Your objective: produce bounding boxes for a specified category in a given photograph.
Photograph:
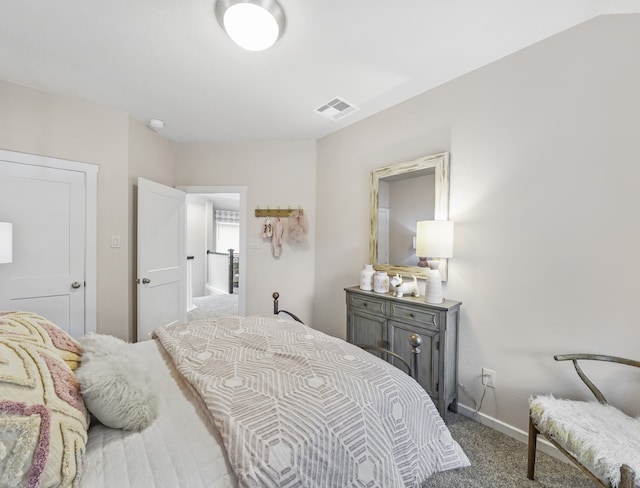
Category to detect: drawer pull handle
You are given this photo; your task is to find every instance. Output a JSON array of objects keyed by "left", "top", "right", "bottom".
[
  {"left": 409, "top": 313, "right": 415, "bottom": 318},
  {"left": 363, "top": 303, "right": 368, "bottom": 307}
]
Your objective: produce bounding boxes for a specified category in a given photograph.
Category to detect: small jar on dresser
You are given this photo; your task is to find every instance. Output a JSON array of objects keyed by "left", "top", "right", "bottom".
[{"left": 345, "top": 286, "right": 461, "bottom": 423}]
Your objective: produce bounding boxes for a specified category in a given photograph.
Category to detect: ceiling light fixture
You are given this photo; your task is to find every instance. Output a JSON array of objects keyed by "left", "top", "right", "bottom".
[{"left": 215, "top": 0, "right": 286, "bottom": 51}]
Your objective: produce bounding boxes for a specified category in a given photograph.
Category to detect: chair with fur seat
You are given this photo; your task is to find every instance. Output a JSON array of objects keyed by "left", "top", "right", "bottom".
[{"left": 527, "top": 354, "right": 640, "bottom": 488}]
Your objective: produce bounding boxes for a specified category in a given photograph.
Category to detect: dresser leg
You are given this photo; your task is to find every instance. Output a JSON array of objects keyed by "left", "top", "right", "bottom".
[{"left": 449, "top": 398, "right": 458, "bottom": 413}]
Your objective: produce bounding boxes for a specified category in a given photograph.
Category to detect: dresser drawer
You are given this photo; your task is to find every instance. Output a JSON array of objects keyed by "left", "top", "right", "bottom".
[
  {"left": 348, "top": 294, "right": 386, "bottom": 315},
  {"left": 390, "top": 303, "right": 439, "bottom": 329}
]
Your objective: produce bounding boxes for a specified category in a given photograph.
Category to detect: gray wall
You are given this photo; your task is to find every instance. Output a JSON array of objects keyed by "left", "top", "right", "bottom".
[
  {"left": 313, "top": 14, "right": 640, "bottom": 432},
  {"left": 175, "top": 141, "right": 317, "bottom": 323},
  {"left": 0, "top": 79, "right": 130, "bottom": 339}
]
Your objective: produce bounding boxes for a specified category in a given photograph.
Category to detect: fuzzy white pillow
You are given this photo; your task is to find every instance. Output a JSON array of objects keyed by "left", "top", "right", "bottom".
[
  {"left": 79, "top": 333, "right": 132, "bottom": 357},
  {"left": 76, "top": 335, "right": 158, "bottom": 431}
]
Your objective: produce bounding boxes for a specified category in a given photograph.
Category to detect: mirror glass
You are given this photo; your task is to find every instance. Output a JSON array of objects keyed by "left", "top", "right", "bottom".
[{"left": 369, "top": 152, "right": 450, "bottom": 281}]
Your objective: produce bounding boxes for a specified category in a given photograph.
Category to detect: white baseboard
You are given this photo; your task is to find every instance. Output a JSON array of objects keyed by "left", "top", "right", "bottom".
[
  {"left": 456, "top": 403, "right": 570, "bottom": 464},
  {"left": 205, "top": 284, "right": 227, "bottom": 295}
]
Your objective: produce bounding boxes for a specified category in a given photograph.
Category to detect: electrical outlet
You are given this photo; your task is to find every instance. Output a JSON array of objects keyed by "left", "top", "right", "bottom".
[{"left": 482, "top": 368, "right": 496, "bottom": 388}]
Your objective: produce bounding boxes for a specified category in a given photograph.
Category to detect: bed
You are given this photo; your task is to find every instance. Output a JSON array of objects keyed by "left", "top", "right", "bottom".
[{"left": 0, "top": 305, "right": 469, "bottom": 488}]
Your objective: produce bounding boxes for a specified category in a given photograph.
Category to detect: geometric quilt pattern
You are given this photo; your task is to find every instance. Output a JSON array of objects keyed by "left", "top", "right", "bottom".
[
  {"left": 156, "top": 315, "right": 469, "bottom": 487},
  {"left": 0, "top": 311, "right": 87, "bottom": 488}
]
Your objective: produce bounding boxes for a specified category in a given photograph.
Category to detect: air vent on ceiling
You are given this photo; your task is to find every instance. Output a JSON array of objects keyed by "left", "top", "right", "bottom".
[{"left": 314, "top": 97, "right": 359, "bottom": 121}]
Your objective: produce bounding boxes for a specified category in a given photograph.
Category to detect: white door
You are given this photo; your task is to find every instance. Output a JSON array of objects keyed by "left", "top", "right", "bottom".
[
  {"left": 0, "top": 161, "right": 86, "bottom": 336},
  {"left": 137, "top": 178, "right": 186, "bottom": 341}
]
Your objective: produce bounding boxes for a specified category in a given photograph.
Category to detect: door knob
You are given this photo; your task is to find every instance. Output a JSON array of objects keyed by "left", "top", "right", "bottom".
[
  {"left": 142, "top": 278, "right": 151, "bottom": 284},
  {"left": 71, "top": 282, "right": 81, "bottom": 289}
]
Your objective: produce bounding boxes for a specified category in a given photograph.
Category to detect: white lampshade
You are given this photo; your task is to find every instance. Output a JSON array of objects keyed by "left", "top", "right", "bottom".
[
  {"left": 416, "top": 220, "right": 454, "bottom": 259},
  {"left": 216, "top": 0, "right": 286, "bottom": 51},
  {"left": 0, "top": 222, "right": 13, "bottom": 264},
  {"left": 416, "top": 220, "right": 453, "bottom": 304}
]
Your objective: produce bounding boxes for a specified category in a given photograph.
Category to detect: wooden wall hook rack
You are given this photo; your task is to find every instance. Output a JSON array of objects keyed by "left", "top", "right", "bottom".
[{"left": 255, "top": 207, "right": 303, "bottom": 218}]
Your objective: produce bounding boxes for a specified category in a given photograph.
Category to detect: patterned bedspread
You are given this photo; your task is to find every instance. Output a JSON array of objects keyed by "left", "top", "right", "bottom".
[{"left": 155, "top": 315, "right": 469, "bottom": 487}]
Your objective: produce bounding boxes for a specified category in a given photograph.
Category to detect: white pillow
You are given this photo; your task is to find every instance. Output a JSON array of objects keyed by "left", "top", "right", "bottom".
[
  {"left": 79, "top": 333, "right": 131, "bottom": 358},
  {"left": 76, "top": 336, "right": 158, "bottom": 431}
]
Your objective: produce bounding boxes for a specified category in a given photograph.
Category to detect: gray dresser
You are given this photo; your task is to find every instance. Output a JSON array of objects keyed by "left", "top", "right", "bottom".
[{"left": 345, "top": 286, "right": 461, "bottom": 422}]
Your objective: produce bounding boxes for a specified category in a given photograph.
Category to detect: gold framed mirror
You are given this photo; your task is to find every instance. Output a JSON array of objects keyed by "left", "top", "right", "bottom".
[{"left": 369, "top": 152, "right": 450, "bottom": 281}]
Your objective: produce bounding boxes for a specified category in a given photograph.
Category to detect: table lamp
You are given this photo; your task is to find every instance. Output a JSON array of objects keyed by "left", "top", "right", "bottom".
[
  {"left": 0, "top": 222, "right": 12, "bottom": 264},
  {"left": 416, "top": 220, "right": 453, "bottom": 304}
]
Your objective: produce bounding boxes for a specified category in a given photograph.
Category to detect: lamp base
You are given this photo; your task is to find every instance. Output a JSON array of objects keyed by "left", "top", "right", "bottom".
[
  {"left": 417, "top": 257, "right": 428, "bottom": 268},
  {"left": 424, "top": 261, "right": 443, "bottom": 304}
]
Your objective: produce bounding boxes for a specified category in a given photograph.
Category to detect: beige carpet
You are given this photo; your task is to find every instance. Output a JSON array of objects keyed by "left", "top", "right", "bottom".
[
  {"left": 422, "top": 412, "right": 598, "bottom": 488},
  {"left": 187, "top": 294, "right": 238, "bottom": 321}
]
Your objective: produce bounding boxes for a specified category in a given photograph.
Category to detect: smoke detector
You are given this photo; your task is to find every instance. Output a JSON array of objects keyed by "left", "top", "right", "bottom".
[
  {"left": 148, "top": 118, "right": 165, "bottom": 130},
  {"left": 314, "top": 97, "right": 359, "bottom": 121}
]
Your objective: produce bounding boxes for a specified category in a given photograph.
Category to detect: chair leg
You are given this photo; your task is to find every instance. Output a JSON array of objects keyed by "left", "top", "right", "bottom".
[
  {"left": 620, "top": 465, "right": 635, "bottom": 488},
  {"left": 527, "top": 415, "right": 538, "bottom": 480}
]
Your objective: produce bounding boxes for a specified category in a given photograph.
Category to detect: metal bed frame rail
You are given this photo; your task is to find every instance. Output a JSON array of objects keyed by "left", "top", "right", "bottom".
[{"left": 271, "top": 291, "right": 422, "bottom": 380}]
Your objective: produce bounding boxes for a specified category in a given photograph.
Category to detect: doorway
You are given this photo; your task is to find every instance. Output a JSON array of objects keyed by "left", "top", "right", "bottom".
[{"left": 181, "top": 186, "right": 246, "bottom": 321}]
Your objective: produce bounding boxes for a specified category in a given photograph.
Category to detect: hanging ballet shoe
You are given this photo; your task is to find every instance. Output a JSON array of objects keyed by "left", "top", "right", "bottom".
[
  {"left": 265, "top": 217, "right": 273, "bottom": 237},
  {"left": 263, "top": 217, "right": 271, "bottom": 238}
]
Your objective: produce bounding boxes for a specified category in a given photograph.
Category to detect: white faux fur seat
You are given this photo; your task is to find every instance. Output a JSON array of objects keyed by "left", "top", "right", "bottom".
[
  {"left": 527, "top": 353, "right": 640, "bottom": 488},
  {"left": 529, "top": 396, "right": 640, "bottom": 487}
]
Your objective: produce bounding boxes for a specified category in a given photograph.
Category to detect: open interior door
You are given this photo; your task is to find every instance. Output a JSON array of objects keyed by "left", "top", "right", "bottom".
[{"left": 137, "top": 178, "right": 186, "bottom": 341}]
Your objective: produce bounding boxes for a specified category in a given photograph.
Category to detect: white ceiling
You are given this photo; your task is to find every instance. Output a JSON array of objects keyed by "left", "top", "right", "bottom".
[{"left": 1, "top": 0, "right": 638, "bottom": 143}]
